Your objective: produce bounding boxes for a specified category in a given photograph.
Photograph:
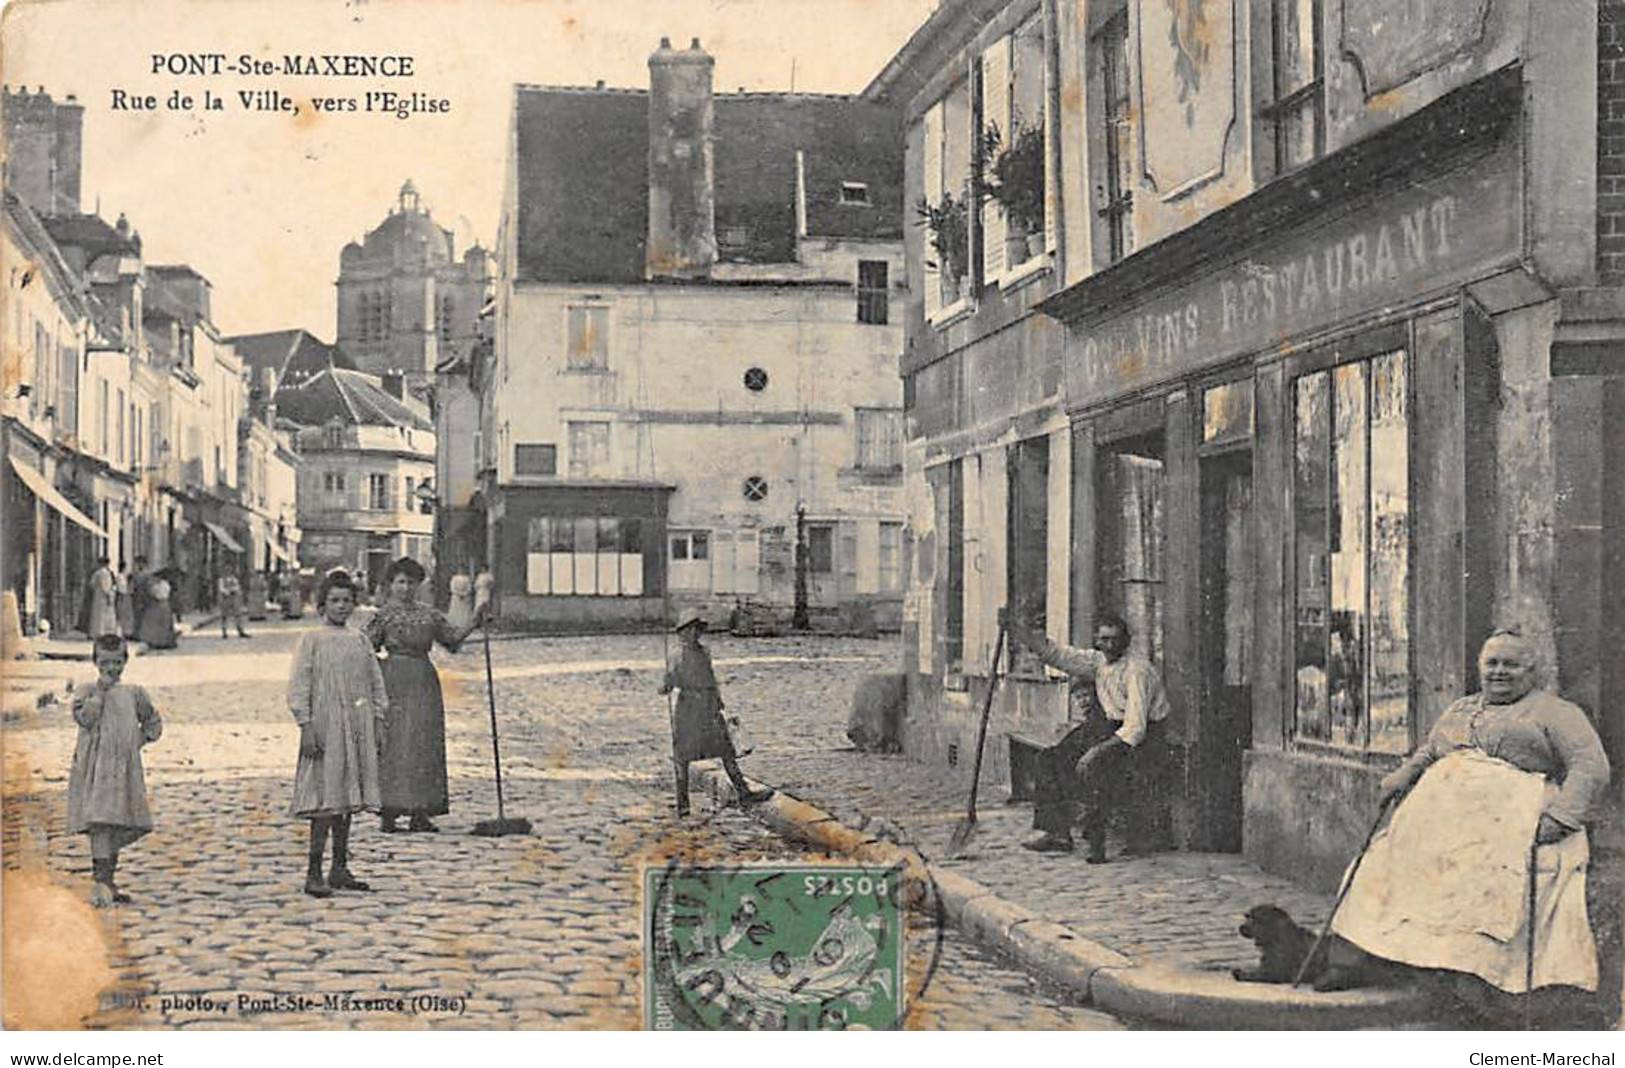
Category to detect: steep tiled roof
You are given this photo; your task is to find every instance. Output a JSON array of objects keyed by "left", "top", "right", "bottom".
[
  {"left": 513, "top": 85, "right": 902, "bottom": 283},
  {"left": 273, "top": 367, "right": 432, "bottom": 431},
  {"left": 39, "top": 213, "right": 138, "bottom": 260},
  {"left": 224, "top": 328, "right": 355, "bottom": 387}
]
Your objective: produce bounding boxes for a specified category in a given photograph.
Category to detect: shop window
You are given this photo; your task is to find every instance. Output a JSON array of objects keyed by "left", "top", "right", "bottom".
[
  {"left": 805, "top": 524, "right": 834, "bottom": 575},
  {"left": 566, "top": 305, "right": 609, "bottom": 371},
  {"left": 1265, "top": 0, "right": 1324, "bottom": 174},
  {"left": 1095, "top": 8, "right": 1135, "bottom": 265},
  {"left": 854, "top": 408, "right": 902, "bottom": 470},
  {"left": 1007, "top": 436, "right": 1050, "bottom": 673},
  {"left": 879, "top": 521, "right": 903, "bottom": 594},
  {"left": 526, "top": 515, "right": 644, "bottom": 597},
  {"left": 1293, "top": 349, "right": 1409, "bottom": 752},
  {"left": 1098, "top": 434, "right": 1165, "bottom": 664},
  {"left": 567, "top": 421, "right": 610, "bottom": 477},
  {"left": 514, "top": 443, "right": 557, "bottom": 477},
  {"left": 856, "top": 261, "right": 889, "bottom": 325},
  {"left": 1203, "top": 379, "right": 1256, "bottom": 446}
]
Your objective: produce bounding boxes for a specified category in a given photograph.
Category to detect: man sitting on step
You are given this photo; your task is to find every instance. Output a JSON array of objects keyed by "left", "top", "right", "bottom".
[{"left": 1003, "top": 608, "right": 1171, "bottom": 862}]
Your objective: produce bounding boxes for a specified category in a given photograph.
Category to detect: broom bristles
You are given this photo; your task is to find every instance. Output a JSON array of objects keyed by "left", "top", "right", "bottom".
[{"left": 471, "top": 817, "right": 533, "bottom": 837}]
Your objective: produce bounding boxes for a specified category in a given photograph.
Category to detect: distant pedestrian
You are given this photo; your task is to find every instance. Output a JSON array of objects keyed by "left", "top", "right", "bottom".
[
  {"left": 80, "top": 557, "right": 118, "bottom": 640},
  {"left": 218, "top": 572, "right": 249, "bottom": 639},
  {"left": 365, "top": 557, "right": 485, "bottom": 834},
  {"left": 129, "top": 557, "right": 153, "bottom": 636},
  {"left": 114, "top": 566, "right": 136, "bottom": 638},
  {"left": 287, "top": 569, "right": 388, "bottom": 898},
  {"left": 660, "top": 608, "right": 773, "bottom": 817},
  {"left": 137, "top": 577, "right": 177, "bottom": 650},
  {"left": 67, "top": 633, "right": 163, "bottom": 907}
]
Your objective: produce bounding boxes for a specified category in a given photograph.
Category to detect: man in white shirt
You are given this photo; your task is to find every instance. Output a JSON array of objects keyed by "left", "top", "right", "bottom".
[{"left": 1004, "top": 609, "right": 1171, "bottom": 862}]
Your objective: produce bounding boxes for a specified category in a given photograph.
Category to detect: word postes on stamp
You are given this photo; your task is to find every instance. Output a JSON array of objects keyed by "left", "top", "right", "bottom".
[{"left": 644, "top": 862, "right": 907, "bottom": 1030}]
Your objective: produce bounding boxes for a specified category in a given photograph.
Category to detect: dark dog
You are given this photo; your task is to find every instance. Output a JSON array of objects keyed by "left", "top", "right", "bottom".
[{"left": 1232, "top": 904, "right": 1401, "bottom": 992}]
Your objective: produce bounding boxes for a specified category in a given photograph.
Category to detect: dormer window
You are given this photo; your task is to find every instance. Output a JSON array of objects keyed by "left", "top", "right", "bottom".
[{"left": 840, "top": 182, "right": 870, "bottom": 206}]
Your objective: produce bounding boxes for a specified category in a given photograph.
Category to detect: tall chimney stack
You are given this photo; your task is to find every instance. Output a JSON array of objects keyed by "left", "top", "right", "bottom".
[{"left": 646, "top": 36, "right": 716, "bottom": 279}]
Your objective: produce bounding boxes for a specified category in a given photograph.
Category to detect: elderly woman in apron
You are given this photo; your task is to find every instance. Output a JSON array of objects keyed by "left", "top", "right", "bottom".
[{"left": 1331, "top": 629, "right": 1610, "bottom": 1013}]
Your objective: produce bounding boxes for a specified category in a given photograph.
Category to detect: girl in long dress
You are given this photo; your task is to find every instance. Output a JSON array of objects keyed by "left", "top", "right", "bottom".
[
  {"left": 67, "top": 634, "right": 163, "bottom": 907},
  {"left": 288, "top": 569, "right": 388, "bottom": 897},
  {"left": 660, "top": 608, "right": 773, "bottom": 817},
  {"left": 364, "top": 557, "right": 484, "bottom": 833}
]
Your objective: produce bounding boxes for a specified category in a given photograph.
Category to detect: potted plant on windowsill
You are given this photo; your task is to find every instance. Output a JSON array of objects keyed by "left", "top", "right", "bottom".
[
  {"left": 985, "top": 120, "right": 1046, "bottom": 266},
  {"left": 915, "top": 191, "right": 970, "bottom": 306}
]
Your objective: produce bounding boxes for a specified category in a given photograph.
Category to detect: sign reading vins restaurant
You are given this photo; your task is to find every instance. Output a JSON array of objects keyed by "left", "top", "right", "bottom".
[{"left": 1068, "top": 140, "right": 1523, "bottom": 399}]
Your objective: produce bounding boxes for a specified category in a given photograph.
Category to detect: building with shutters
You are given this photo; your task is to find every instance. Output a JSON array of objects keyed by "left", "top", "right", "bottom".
[
  {"left": 481, "top": 38, "right": 907, "bottom": 631},
  {"left": 882, "top": 0, "right": 1624, "bottom": 908}
]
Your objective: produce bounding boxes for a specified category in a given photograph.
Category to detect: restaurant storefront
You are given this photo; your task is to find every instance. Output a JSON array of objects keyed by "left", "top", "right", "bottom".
[{"left": 1042, "top": 68, "right": 1554, "bottom": 887}]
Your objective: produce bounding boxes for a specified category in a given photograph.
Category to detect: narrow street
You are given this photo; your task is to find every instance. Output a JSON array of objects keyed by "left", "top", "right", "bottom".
[{"left": 2, "top": 619, "right": 1124, "bottom": 1030}]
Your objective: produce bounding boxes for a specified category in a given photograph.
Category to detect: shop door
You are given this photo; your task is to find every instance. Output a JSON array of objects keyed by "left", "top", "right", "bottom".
[{"left": 1199, "top": 450, "right": 1253, "bottom": 852}]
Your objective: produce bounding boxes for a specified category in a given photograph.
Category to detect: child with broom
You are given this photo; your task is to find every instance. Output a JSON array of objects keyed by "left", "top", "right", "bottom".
[
  {"left": 67, "top": 633, "right": 163, "bottom": 907},
  {"left": 660, "top": 608, "right": 773, "bottom": 816},
  {"left": 288, "top": 569, "right": 388, "bottom": 897}
]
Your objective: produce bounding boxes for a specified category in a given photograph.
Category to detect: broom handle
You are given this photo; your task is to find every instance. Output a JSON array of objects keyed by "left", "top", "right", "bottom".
[
  {"left": 482, "top": 622, "right": 507, "bottom": 821},
  {"left": 1292, "top": 791, "right": 1395, "bottom": 986},
  {"left": 963, "top": 622, "right": 1007, "bottom": 821}
]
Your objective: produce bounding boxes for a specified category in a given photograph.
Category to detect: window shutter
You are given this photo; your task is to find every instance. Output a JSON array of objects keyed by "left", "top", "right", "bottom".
[
  {"left": 1043, "top": 37, "right": 1058, "bottom": 254},
  {"left": 736, "top": 530, "right": 760, "bottom": 595},
  {"left": 713, "top": 530, "right": 735, "bottom": 595},
  {"left": 922, "top": 104, "right": 944, "bottom": 318},
  {"left": 981, "top": 37, "right": 1010, "bottom": 284}
]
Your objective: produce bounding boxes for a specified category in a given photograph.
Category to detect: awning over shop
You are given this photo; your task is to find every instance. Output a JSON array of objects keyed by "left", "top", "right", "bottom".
[
  {"left": 203, "top": 520, "right": 245, "bottom": 554},
  {"left": 8, "top": 456, "right": 106, "bottom": 538}
]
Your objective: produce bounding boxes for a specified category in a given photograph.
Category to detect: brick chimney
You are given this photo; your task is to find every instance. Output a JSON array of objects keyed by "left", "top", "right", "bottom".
[{"left": 646, "top": 37, "right": 716, "bottom": 279}]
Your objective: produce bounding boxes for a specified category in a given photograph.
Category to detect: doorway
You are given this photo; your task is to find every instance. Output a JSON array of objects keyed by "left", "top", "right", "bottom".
[{"left": 1199, "top": 449, "right": 1253, "bottom": 851}]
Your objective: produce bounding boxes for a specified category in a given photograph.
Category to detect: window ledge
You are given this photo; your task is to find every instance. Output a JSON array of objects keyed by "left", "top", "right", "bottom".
[
  {"left": 998, "top": 256, "right": 1052, "bottom": 292},
  {"left": 927, "top": 295, "right": 974, "bottom": 330}
]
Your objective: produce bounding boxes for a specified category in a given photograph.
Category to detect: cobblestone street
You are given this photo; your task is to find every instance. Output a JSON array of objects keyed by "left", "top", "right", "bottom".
[{"left": 2, "top": 621, "right": 1122, "bottom": 1030}]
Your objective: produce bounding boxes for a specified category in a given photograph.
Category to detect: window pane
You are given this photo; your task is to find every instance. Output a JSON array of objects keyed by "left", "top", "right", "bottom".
[
  {"left": 550, "top": 517, "right": 574, "bottom": 553},
  {"left": 575, "top": 517, "right": 599, "bottom": 555},
  {"left": 692, "top": 531, "right": 709, "bottom": 560},
  {"left": 1274, "top": 0, "right": 1316, "bottom": 95},
  {"left": 1203, "top": 379, "right": 1255, "bottom": 445},
  {"left": 598, "top": 517, "right": 620, "bottom": 552},
  {"left": 620, "top": 518, "right": 642, "bottom": 554},
  {"left": 1293, "top": 371, "right": 1330, "bottom": 742},
  {"left": 1368, "top": 351, "right": 1410, "bottom": 752},
  {"left": 808, "top": 526, "right": 833, "bottom": 573},
  {"left": 528, "top": 517, "right": 551, "bottom": 553},
  {"left": 1328, "top": 362, "right": 1368, "bottom": 748},
  {"left": 671, "top": 535, "right": 689, "bottom": 561}
]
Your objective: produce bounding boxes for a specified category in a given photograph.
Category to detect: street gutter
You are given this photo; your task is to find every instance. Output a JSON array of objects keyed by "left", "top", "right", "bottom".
[{"left": 690, "top": 763, "right": 1444, "bottom": 1030}]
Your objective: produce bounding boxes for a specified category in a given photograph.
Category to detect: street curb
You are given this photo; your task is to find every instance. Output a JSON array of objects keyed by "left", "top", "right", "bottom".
[{"left": 691, "top": 764, "right": 1441, "bottom": 1029}]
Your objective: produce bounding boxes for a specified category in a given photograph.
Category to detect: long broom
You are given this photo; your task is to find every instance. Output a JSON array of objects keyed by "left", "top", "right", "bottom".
[
  {"left": 472, "top": 620, "right": 532, "bottom": 836},
  {"left": 945, "top": 618, "right": 1008, "bottom": 858}
]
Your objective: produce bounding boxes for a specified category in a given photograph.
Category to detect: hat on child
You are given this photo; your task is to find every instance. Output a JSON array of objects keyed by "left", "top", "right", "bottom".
[{"left": 673, "top": 607, "right": 707, "bottom": 633}]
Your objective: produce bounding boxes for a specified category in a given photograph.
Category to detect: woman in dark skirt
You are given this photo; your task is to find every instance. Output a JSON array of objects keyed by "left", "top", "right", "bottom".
[
  {"left": 364, "top": 557, "right": 485, "bottom": 832},
  {"left": 659, "top": 608, "right": 773, "bottom": 817}
]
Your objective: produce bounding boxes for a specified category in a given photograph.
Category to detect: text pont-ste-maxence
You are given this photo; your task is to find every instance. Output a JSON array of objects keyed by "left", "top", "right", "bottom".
[{"left": 150, "top": 53, "right": 417, "bottom": 77}]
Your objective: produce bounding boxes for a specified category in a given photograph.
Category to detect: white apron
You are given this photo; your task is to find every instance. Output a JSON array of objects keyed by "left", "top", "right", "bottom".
[{"left": 1331, "top": 749, "right": 1597, "bottom": 993}]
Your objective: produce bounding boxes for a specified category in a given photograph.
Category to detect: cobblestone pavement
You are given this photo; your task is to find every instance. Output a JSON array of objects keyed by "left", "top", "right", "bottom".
[{"left": 2, "top": 620, "right": 1122, "bottom": 1030}]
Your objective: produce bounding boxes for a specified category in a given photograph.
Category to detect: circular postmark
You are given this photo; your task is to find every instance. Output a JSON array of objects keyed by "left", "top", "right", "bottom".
[{"left": 645, "top": 857, "right": 946, "bottom": 1030}]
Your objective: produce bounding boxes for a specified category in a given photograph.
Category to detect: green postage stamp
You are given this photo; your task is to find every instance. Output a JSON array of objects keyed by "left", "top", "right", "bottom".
[{"left": 644, "top": 862, "right": 907, "bottom": 1030}]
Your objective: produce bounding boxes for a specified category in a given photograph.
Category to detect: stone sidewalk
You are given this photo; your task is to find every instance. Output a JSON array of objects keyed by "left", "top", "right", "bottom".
[{"left": 739, "top": 746, "right": 1332, "bottom": 975}]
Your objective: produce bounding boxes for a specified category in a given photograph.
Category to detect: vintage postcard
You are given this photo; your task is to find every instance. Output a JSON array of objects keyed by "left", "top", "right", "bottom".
[{"left": 0, "top": 0, "right": 1620, "bottom": 1039}]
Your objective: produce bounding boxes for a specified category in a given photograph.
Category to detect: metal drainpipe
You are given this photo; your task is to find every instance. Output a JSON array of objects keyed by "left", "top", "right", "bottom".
[{"left": 793, "top": 501, "right": 809, "bottom": 631}]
